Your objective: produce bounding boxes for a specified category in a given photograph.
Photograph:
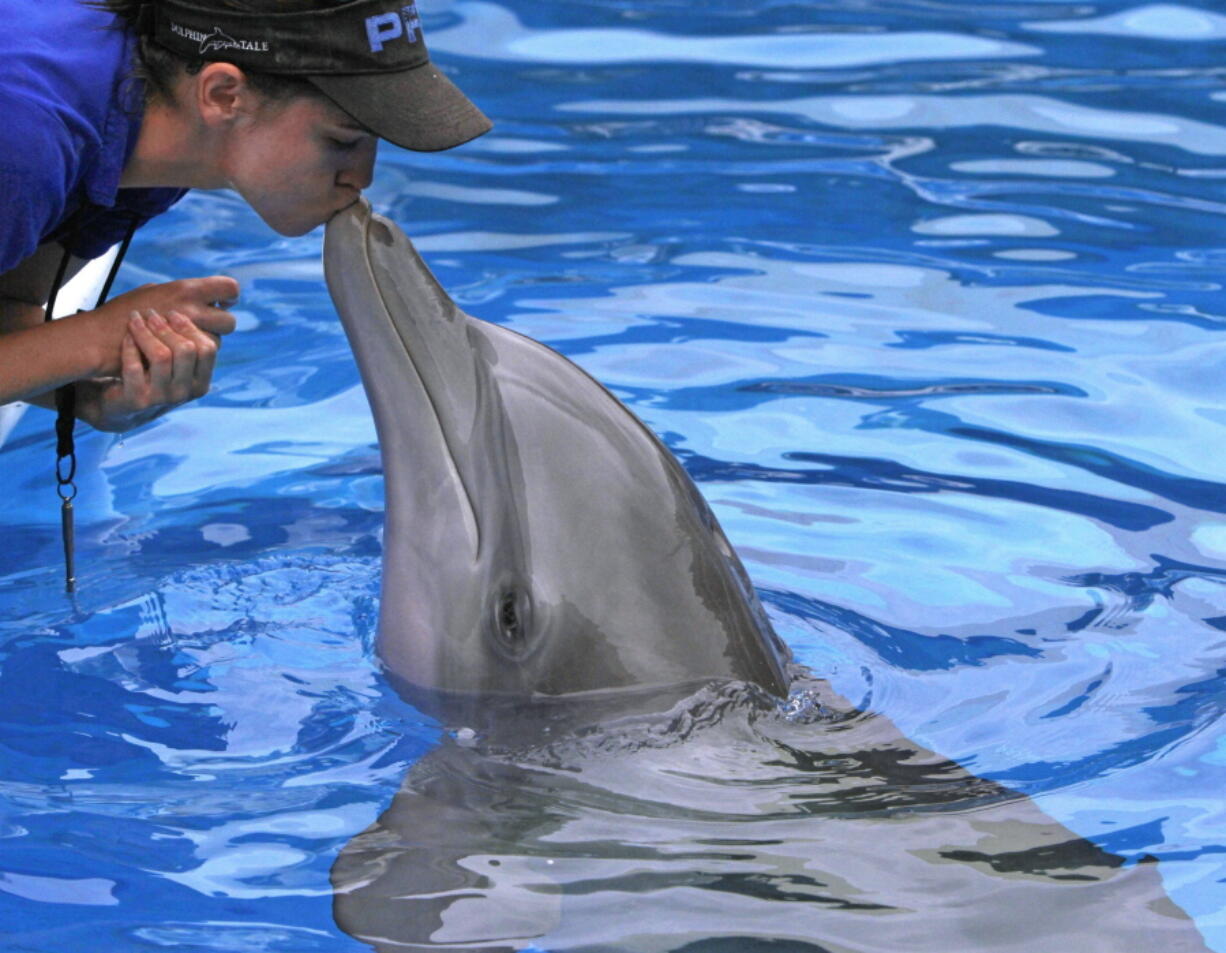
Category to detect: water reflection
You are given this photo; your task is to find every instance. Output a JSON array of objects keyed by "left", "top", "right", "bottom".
[
  {"left": 427, "top": 2, "right": 1041, "bottom": 68},
  {"left": 561, "top": 94, "right": 1226, "bottom": 156},
  {"left": 333, "top": 675, "right": 1208, "bottom": 952},
  {"left": 1025, "top": 5, "right": 1226, "bottom": 41}
]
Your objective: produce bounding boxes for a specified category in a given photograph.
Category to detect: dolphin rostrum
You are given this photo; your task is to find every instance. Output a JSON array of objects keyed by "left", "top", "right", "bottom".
[{"left": 324, "top": 199, "right": 790, "bottom": 722}]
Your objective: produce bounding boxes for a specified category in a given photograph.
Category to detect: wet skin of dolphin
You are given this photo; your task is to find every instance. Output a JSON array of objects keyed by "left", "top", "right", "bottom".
[
  {"left": 322, "top": 202, "right": 1208, "bottom": 952},
  {"left": 323, "top": 199, "right": 790, "bottom": 724}
]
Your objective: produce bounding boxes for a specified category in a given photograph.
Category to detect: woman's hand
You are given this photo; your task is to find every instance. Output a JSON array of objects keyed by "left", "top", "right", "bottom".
[
  {"left": 74, "top": 309, "right": 224, "bottom": 433},
  {"left": 0, "top": 275, "right": 239, "bottom": 406},
  {"left": 86, "top": 277, "right": 238, "bottom": 377}
]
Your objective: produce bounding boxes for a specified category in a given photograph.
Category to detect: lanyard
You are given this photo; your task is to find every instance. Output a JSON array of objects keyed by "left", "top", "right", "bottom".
[{"left": 43, "top": 219, "right": 139, "bottom": 593}]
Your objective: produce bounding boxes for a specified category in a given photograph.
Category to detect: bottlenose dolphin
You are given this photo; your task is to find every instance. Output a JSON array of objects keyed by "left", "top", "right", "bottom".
[
  {"left": 323, "top": 199, "right": 790, "bottom": 724},
  {"left": 322, "top": 202, "right": 1209, "bottom": 953}
]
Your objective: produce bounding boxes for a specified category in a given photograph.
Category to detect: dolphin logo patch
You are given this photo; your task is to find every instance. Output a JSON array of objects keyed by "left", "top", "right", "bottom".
[
  {"left": 167, "top": 22, "right": 271, "bottom": 55},
  {"left": 199, "top": 27, "right": 239, "bottom": 54}
]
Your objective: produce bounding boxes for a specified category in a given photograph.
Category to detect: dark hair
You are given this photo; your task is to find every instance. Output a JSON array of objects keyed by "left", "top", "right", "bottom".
[{"left": 87, "top": 0, "right": 328, "bottom": 105}]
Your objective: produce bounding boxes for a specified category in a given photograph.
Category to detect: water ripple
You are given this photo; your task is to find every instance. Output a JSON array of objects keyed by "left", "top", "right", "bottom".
[{"left": 3, "top": 0, "right": 1225, "bottom": 948}]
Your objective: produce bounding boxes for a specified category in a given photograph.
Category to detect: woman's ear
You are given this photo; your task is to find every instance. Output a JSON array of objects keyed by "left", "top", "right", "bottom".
[{"left": 195, "top": 62, "right": 253, "bottom": 127}]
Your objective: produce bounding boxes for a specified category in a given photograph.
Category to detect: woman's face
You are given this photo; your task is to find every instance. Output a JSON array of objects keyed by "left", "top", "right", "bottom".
[{"left": 220, "top": 92, "right": 378, "bottom": 236}]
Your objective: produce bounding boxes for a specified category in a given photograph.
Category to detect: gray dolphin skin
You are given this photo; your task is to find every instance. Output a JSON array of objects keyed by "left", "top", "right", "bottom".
[
  {"left": 323, "top": 202, "right": 1209, "bottom": 953},
  {"left": 324, "top": 199, "right": 790, "bottom": 720}
]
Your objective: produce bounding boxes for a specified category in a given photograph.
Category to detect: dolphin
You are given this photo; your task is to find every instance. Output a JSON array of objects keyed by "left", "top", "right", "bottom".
[
  {"left": 323, "top": 199, "right": 791, "bottom": 725},
  {"left": 322, "top": 202, "right": 1209, "bottom": 953}
]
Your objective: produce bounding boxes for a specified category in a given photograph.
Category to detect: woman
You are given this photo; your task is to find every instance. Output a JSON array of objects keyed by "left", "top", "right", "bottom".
[{"left": 0, "top": 0, "right": 489, "bottom": 431}]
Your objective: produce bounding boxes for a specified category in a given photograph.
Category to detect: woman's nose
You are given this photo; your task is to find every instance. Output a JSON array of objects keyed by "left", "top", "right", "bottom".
[{"left": 337, "top": 140, "right": 377, "bottom": 191}]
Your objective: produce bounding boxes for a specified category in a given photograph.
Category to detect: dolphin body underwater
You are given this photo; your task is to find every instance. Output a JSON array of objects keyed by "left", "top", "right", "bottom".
[{"left": 323, "top": 201, "right": 1210, "bottom": 953}]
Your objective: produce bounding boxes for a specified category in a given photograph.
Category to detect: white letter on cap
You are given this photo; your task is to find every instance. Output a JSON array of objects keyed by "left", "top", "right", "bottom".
[{"left": 366, "top": 12, "right": 403, "bottom": 52}]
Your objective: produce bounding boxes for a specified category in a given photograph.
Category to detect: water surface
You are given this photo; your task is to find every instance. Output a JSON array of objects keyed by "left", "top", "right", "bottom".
[{"left": 1, "top": 1, "right": 1224, "bottom": 950}]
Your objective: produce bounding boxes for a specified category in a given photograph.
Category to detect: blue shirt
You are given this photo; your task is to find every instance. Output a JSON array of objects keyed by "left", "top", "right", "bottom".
[{"left": 0, "top": 0, "right": 186, "bottom": 273}]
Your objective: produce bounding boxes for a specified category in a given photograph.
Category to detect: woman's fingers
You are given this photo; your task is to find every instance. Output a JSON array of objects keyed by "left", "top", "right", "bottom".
[
  {"left": 130, "top": 310, "right": 194, "bottom": 404},
  {"left": 103, "top": 309, "right": 226, "bottom": 427},
  {"left": 189, "top": 275, "right": 240, "bottom": 310},
  {"left": 166, "top": 311, "right": 220, "bottom": 397},
  {"left": 191, "top": 301, "right": 238, "bottom": 337},
  {"left": 129, "top": 310, "right": 173, "bottom": 396},
  {"left": 73, "top": 310, "right": 223, "bottom": 433},
  {"left": 153, "top": 311, "right": 199, "bottom": 402},
  {"left": 120, "top": 324, "right": 145, "bottom": 405},
  {"left": 107, "top": 277, "right": 240, "bottom": 345}
]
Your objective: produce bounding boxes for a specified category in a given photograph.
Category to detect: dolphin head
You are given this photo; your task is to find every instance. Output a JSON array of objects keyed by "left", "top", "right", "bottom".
[{"left": 324, "top": 200, "right": 789, "bottom": 719}]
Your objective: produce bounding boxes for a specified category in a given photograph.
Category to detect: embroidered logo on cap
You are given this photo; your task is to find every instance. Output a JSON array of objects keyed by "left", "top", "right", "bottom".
[
  {"left": 169, "top": 21, "right": 271, "bottom": 55},
  {"left": 365, "top": 4, "right": 422, "bottom": 53}
]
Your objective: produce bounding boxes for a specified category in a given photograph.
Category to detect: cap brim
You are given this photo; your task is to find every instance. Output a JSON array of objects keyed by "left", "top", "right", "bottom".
[{"left": 308, "top": 64, "right": 491, "bottom": 153}]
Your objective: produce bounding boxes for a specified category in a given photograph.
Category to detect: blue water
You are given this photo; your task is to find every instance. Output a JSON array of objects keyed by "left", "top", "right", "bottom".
[{"left": 3, "top": 0, "right": 1226, "bottom": 949}]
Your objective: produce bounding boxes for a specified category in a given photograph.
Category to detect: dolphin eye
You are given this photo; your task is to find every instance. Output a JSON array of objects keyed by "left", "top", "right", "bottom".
[
  {"left": 488, "top": 585, "right": 534, "bottom": 655},
  {"left": 494, "top": 590, "right": 527, "bottom": 646}
]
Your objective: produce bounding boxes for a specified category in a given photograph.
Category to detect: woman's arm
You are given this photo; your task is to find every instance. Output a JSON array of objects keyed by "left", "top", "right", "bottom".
[
  {"left": 0, "top": 242, "right": 91, "bottom": 406},
  {"left": 0, "top": 242, "right": 241, "bottom": 421}
]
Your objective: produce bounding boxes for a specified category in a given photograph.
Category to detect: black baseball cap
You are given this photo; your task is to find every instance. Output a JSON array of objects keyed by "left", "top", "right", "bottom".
[{"left": 140, "top": 0, "right": 492, "bottom": 152}]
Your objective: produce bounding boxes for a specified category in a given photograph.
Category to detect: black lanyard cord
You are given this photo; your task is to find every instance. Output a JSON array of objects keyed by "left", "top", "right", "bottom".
[
  {"left": 45, "top": 217, "right": 139, "bottom": 592},
  {"left": 95, "top": 222, "right": 138, "bottom": 308}
]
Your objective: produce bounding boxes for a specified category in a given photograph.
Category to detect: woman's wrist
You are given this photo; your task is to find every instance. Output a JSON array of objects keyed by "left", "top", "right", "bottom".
[
  {"left": 65, "top": 305, "right": 117, "bottom": 379},
  {"left": 0, "top": 315, "right": 113, "bottom": 404}
]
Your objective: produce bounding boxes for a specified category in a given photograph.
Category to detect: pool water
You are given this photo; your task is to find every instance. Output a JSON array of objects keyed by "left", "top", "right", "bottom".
[{"left": 3, "top": 0, "right": 1226, "bottom": 949}]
